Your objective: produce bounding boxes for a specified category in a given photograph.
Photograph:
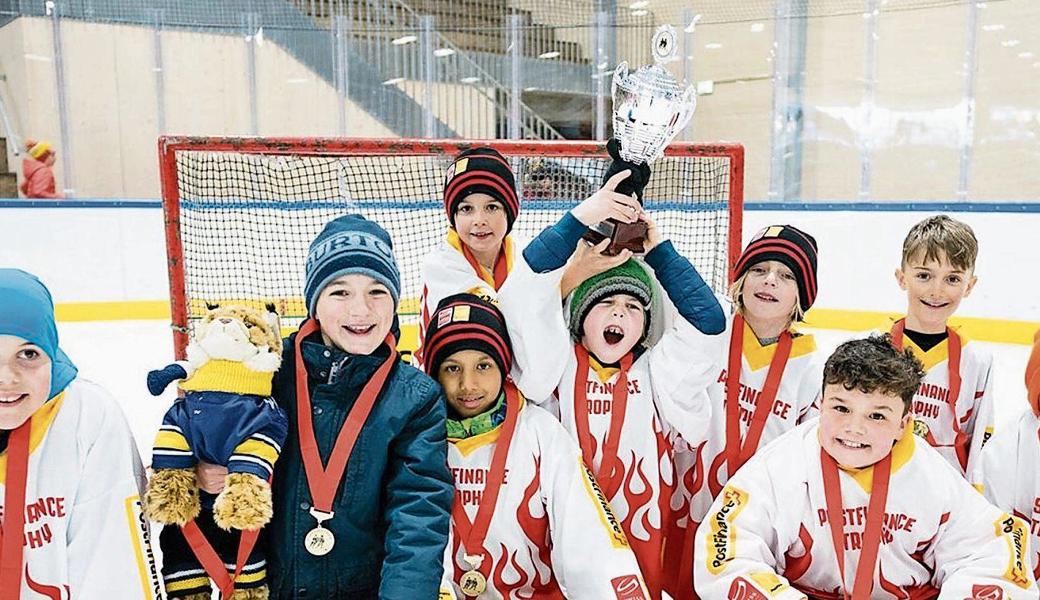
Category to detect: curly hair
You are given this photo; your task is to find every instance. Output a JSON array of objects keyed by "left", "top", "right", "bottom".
[{"left": 823, "top": 334, "right": 925, "bottom": 412}]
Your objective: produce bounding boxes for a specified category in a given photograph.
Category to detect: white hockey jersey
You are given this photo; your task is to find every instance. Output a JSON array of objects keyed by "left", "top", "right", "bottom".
[
  {"left": 441, "top": 401, "right": 651, "bottom": 600},
  {"left": 675, "top": 311, "right": 824, "bottom": 525},
  {"left": 983, "top": 407, "right": 1040, "bottom": 581},
  {"left": 695, "top": 420, "right": 1037, "bottom": 600},
  {"left": 419, "top": 231, "right": 527, "bottom": 362},
  {"left": 496, "top": 256, "right": 717, "bottom": 598},
  {"left": 892, "top": 324, "right": 995, "bottom": 486},
  {"left": 0, "top": 378, "right": 161, "bottom": 599}
]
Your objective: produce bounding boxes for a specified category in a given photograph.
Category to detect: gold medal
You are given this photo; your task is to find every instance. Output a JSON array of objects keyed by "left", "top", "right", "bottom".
[
  {"left": 304, "top": 507, "right": 335, "bottom": 556},
  {"left": 459, "top": 569, "right": 487, "bottom": 596}
]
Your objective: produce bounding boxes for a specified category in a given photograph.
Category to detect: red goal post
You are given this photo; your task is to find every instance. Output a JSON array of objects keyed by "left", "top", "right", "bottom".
[{"left": 159, "top": 137, "right": 744, "bottom": 359}]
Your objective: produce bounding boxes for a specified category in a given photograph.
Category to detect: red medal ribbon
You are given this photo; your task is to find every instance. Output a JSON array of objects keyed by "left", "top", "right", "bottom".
[
  {"left": 181, "top": 521, "right": 260, "bottom": 598},
  {"left": 890, "top": 319, "right": 967, "bottom": 470},
  {"left": 0, "top": 421, "right": 30, "bottom": 600},
  {"left": 724, "top": 315, "right": 794, "bottom": 479},
  {"left": 460, "top": 243, "right": 509, "bottom": 291},
  {"left": 450, "top": 381, "right": 522, "bottom": 597},
  {"left": 573, "top": 344, "right": 634, "bottom": 499},
  {"left": 821, "top": 448, "right": 892, "bottom": 600},
  {"left": 295, "top": 319, "right": 397, "bottom": 517}
]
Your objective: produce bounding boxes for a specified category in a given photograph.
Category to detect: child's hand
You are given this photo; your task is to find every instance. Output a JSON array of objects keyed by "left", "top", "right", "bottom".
[
  {"left": 641, "top": 212, "right": 664, "bottom": 253},
  {"left": 570, "top": 170, "right": 642, "bottom": 226},
  {"left": 196, "top": 462, "right": 228, "bottom": 494},
  {"left": 561, "top": 239, "right": 633, "bottom": 297}
]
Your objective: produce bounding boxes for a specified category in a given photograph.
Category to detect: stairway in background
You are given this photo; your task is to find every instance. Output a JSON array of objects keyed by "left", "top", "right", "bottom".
[{"left": 0, "top": 0, "right": 457, "bottom": 139}]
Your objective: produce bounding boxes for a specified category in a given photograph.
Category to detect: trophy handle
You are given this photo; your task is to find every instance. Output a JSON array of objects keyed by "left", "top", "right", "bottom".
[
  {"left": 675, "top": 84, "right": 697, "bottom": 133},
  {"left": 611, "top": 62, "right": 629, "bottom": 101}
]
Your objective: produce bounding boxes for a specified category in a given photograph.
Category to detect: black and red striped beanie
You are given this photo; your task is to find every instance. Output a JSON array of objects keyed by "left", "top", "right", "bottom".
[
  {"left": 423, "top": 293, "right": 513, "bottom": 380},
  {"left": 735, "top": 225, "right": 818, "bottom": 313},
  {"left": 443, "top": 147, "right": 519, "bottom": 233}
]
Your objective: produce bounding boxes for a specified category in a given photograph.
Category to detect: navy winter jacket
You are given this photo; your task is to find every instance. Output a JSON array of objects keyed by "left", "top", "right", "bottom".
[{"left": 267, "top": 330, "right": 453, "bottom": 599}]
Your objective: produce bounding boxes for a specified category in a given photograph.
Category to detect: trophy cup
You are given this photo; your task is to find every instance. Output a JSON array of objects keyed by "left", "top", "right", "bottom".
[{"left": 583, "top": 25, "right": 697, "bottom": 255}]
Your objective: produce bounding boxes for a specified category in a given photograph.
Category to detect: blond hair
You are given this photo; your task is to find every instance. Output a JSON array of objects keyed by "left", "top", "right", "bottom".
[
  {"left": 728, "top": 269, "right": 805, "bottom": 325},
  {"left": 901, "top": 215, "right": 978, "bottom": 271}
]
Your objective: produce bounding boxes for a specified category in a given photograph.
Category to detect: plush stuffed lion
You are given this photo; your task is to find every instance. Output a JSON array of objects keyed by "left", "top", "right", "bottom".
[{"left": 144, "top": 303, "right": 287, "bottom": 600}]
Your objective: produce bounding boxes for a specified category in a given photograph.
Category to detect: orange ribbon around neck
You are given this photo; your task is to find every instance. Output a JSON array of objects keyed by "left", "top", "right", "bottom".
[
  {"left": 460, "top": 241, "right": 509, "bottom": 291},
  {"left": 294, "top": 319, "right": 397, "bottom": 530},
  {"left": 450, "top": 381, "right": 522, "bottom": 597},
  {"left": 890, "top": 319, "right": 967, "bottom": 470},
  {"left": 821, "top": 448, "right": 892, "bottom": 600},
  {"left": 724, "top": 314, "right": 794, "bottom": 479},
  {"left": 573, "top": 344, "right": 634, "bottom": 499},
  {"left": 0, "top": 421, "right": 30, "bottom": 600}
]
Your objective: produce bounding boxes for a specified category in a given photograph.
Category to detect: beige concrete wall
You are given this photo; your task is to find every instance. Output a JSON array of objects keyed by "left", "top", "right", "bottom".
[
  {"left": 4, "top": 4, "right": 1040, "bottom": 202},
  {"left": 0, "top": 17, "right": 398, "bottom": 198}
]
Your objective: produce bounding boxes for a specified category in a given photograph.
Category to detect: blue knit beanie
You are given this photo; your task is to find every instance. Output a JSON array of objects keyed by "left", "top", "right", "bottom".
[
  {"left": 304, "top": 214, "right": 401, "bottom": 315},
  {"left": 0, "top": 269, "right": 78, "bottom": 399}
]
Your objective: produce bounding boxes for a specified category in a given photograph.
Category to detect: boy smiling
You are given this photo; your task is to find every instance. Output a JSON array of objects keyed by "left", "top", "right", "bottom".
[
  {"left": 891, "top": 215, "right": 993, "bottom": 484},
  {"left": 695, "top": 335, "right": 1036, "bottom": 600}
]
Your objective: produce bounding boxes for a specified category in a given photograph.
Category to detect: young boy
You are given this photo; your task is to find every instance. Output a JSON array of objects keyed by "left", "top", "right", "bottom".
[
  {"left": 666, "top": 225, "right": 825, "bottom": 600},
  {"left": 419, "top": 147, "right": 524, "bottom": 361},
  {"left": 496, "top": 177, "right": 726, "bottom": 599},
  {"left": 424, "top": 293, "right": 650, "bottom": 599},
  {"left": 224, "top": 214, "right": 454, "bottom": 598},
  {"left": 892, "top": 215, "right": 993, "bottom": 484},
  {"left": 983, "top": 329, "right": 1040, "bottom": 579},
  {"left": 695, "top": 335, "right": 1037, "bottom": 600},
  {"left": 0, "top": 269, "right": 159, "bottom": 598}
]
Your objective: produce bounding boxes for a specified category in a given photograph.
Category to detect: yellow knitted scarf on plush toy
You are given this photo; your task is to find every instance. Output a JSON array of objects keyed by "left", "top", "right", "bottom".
[{"left": 178, "top": 360, "right": 274, "bottom": 396}]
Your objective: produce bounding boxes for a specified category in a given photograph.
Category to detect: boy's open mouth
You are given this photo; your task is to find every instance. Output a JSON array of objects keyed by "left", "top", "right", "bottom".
[
  {"left": 344, "top": 324, "right": 376, "bottom": 335},
  {"left": 470, "top": 231, "right": 493, "bottom": 241},
  {"left": 920, "top": 299, "right": 949, "bottom": 308},
  {"left": 603, "top": 325, "right": 625, "bottom": 345},
  {"left": 0, "top": 393, "right": 28, "bottom": 405},
  {"left": 836, "top": 437, "right": 868, "bottom": 450},
  {"left": 753, "top": 292, "right": 778, "bottom": 302}
]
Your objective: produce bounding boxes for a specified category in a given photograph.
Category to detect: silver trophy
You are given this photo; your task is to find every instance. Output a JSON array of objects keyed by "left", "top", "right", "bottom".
[{"left": 584, "top": 25, "right": 697, "bottom": 255}]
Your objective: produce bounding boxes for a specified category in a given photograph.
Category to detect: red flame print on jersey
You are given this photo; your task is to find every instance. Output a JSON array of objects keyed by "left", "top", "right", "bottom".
[
  {"left": 620, "top": 450, "right": 663, "bottom": 598},
  {"left": 783, "top": 524, "right": 815, "bottom": 583},
  {"left": 492, "top": 542, "right": 533, "bottom": 599},
  {"left": 24, "top": 566, "right": 67, "bottom": 600},
  {"left": 515, "top": 457, "right": 562, "bottom": 596}
]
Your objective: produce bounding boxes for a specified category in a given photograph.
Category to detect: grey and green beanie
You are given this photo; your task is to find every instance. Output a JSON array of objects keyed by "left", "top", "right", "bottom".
[{"left": 568, "top": 259, "right": 655, "bottom": 341}]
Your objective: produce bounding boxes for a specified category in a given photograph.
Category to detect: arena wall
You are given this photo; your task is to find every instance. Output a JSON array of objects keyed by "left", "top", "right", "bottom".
[{"left": 0, "top": 203, "right": 1036, "bottom": 346}]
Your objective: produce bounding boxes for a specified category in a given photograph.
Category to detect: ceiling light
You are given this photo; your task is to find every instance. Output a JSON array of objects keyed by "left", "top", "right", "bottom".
[
  {"left": 750, "top": 23, "right": 765, "bottom": 33},
  {"left": 1002, "top": 39, "right": 1021, "bottom": 47},
  {"left": 538, "top": 51, "right": 561, "bottom": 59},
  {"left": 982, "top": 24, "right": 1005, "bottom": 32},
  {"left": 460, "top": 76, "right": 480, "bottom": 84},
  {"left": 1019, "top": 51, "right": 1034, "bottom": 59},
  {"left": 631, "top": 9, "right": 648, "bottom": 16},
  {"left": 391, "top": 35, "right": 417, "bottom": 45},
  {"left": 381, "top": 77, "right": 405, "bottom": 85},
  {"left": 705, "top": 42, "right": 723, "bottom": 50},
  {"left": 629, "top": 1, "right": 649, "bottom": 8},
  {"left": 433, "top": 48, "right": 455, "bottom": 57}
]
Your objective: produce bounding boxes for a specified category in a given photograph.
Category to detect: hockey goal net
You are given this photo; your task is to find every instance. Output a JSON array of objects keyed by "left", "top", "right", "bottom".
[{"left": 159, "top": 137, "right": 744, "bottom": 359}]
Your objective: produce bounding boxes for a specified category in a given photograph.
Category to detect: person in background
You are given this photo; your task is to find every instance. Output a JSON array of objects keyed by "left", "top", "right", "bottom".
[{"left": 20, "top": 139, "right": 63, "bottom": 200}]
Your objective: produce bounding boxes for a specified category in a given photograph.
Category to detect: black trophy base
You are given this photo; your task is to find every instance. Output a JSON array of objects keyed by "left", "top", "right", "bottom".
[{"left": 581, "top": 219, "right": 648, "bottom": 256}]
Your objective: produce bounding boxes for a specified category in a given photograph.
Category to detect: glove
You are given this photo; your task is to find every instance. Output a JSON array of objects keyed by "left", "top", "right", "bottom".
[
  {"left": 147, "top": 364, "right": 188, "bottom": 396},
  {"left": 602, "top": 138, "right": 653, "bottom": 204}
]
